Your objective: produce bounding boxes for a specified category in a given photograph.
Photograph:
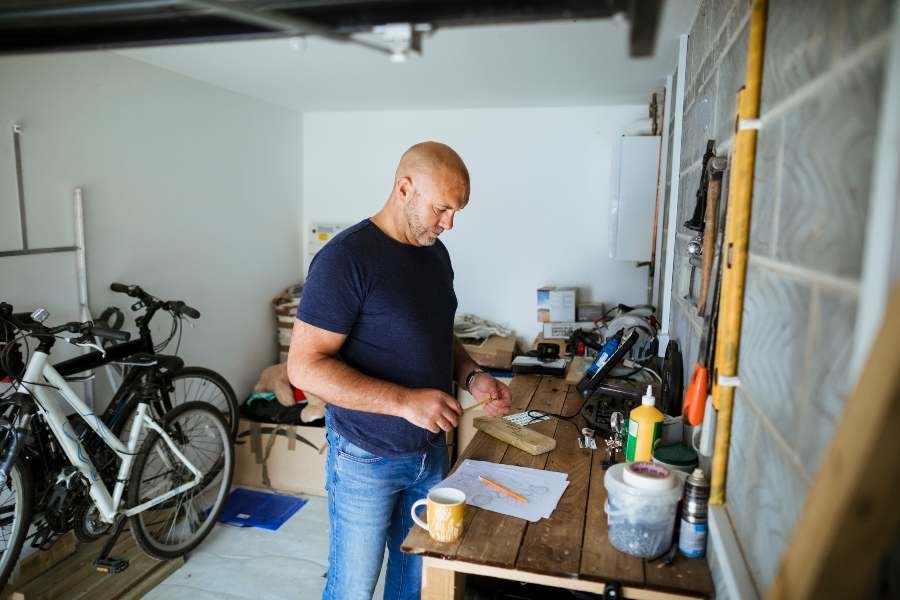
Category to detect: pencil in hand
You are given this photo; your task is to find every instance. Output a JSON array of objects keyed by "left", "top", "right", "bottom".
[
  {"left": 463, "top": 398, "right": 488, "bottom": 413},
  {"left": 463, "top": 393, "right": 495, "bottom": 413},
  {"left": 478, "top": 474, "right": 528, "bottom": 503}
]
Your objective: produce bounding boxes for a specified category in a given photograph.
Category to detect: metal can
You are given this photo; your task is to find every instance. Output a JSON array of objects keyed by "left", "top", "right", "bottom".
[{"left": 678, "top": 468, "right": 710, "bottom": 558}]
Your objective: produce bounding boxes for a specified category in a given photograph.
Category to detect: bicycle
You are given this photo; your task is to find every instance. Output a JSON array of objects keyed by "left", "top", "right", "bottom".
[
  {"left": 52, "top": 283, "right": 239, "bottom": 441},
  {"left": 0, "top": 305, "right": 234, "bottom": 588}
]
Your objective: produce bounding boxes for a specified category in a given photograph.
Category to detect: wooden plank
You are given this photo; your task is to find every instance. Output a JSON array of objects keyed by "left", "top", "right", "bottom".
[
  {"left": 501, "top": 375, "right": 542, "bottom": 413},
  {"left": 472, "top": 416, "right": 556, "bottom": 455},
  {"left": 426, "top": 558, "right": 704, "bottom": 600},
  {"left": 768, "top": 284, "right": 900, "bottom": 600},
  {"left": 644, "top": 555, "right": 713, "bottom": 598},
  {"left": 8, "top": 526, "right": 173, "bottom": 600},
  {"left": 421, "top": 558, "right": 464, "bottom": 600},
  {"left": 580, "top": 438, "right": 645, "bottom": 587},
  {"left": 453, "top": 378, "right": 568, "bottom": 568},
  {"left": 25, "top": 534, "right": 146, "bottom": 600},
  {"left": 516, "top": 386, "right": 592, "bottom": 577},
  {"left": 90, "top": 549, "right": 173, "bottom": 599},
  {"left": 11, "top": 536, "right": 111, "bottom": 600},
  {"left": 7, "top": 534, "right": 77, "bottom": 591},
  {"left": 402, "top": 376, "right": 542, "bottom": 559},
  {"left": 81, "top": 541, "right": 149, "bottom": 600},
  {"left": 118, "top": 556, "right": 185, "bottom": 600}
]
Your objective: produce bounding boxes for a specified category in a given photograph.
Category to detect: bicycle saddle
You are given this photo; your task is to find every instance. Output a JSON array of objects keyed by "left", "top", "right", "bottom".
[{"left": 126, "top": 353, "right": 185, "bottom": 373}]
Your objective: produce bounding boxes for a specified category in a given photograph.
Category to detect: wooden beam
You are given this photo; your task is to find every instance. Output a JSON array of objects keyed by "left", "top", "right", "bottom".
[
  {"left": 422, "top": 558, "right": 465, "bottom": 600},
  {"left": 424, "top": 557, "right": 703, "bottom": 600},
  {"left": 768, "top": 284, "right": 900, "bottom": 599}
]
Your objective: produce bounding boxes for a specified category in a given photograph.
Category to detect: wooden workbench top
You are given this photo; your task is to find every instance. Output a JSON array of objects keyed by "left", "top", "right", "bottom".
[{"left": 401, "top": 374, "right": 714, "bottom": 599}]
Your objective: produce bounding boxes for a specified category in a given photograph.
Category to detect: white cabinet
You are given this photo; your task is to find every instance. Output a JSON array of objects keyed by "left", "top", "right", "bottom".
[{"left": 609, "top": 136, "right": 662, "bottom": 262}]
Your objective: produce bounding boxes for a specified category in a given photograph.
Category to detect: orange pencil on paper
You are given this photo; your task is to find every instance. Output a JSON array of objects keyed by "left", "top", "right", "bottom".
[{"left": 478, "top": 475, "right": 528, "bottom": 503}]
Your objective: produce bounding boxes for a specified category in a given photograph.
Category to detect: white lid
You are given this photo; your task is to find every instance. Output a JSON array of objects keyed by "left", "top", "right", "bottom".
[
  {"left": 604, "top": 463, "right": 684, "bottom": 505},
  {"left": 622, "top": 461, "right": 674, "bottom": 491},
  {"left": 641, "top": 384, "right": 656, "bottom": 406}
]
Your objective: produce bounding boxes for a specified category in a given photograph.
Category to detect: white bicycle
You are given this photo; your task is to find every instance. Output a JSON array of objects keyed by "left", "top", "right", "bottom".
[{"left": 0, "top": 304, "right": 234, "bottom": 586}]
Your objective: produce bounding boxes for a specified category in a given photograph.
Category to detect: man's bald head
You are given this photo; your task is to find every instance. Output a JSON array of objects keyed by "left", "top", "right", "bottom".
[
  {"left": 375, "top": 141, "right": 470, "bottom": 246},
  {"left": 395, "top": 141, "right": 470, "bottom": 199}
]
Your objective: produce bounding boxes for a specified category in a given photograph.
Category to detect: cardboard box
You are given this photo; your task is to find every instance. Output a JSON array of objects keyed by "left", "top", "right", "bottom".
[
  {"left": 542, "top": 321, "right": 596, "bottom": 340},
  {"left": 577, "top": 303, "right": 606, "bottom": 322},
  {"left": 461, "top": 335, "right": 518, "bottom": 370},
  {"left": 234, "top": 418, "right": 328, "bottom": 497},
  {"left": 537, "top": 287, "right": 577, "bottom": 322}
]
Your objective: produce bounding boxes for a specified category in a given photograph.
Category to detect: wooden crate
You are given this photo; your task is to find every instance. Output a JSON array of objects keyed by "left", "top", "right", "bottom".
[{"left": 5, "top": 529, "right": 182, "bottom": 600}]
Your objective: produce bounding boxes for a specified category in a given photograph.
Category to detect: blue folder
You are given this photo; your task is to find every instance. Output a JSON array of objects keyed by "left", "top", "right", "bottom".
[{"left": 218, "top": 487, "right": 308, "bottom": 531}]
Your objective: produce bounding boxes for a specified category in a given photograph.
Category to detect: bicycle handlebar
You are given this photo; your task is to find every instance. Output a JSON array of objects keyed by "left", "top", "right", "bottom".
[
  {"left": 90, "top": 327, "right": 131, "bottom": 342},
  {"left": 0, "top": 305, "right": 131, "bottom": 343},
  {"left": 109, "top": 283, "right": 200, "bottom": 319},
  {"left": 168, "top": 301, "right": 201, "bottom": 319}
]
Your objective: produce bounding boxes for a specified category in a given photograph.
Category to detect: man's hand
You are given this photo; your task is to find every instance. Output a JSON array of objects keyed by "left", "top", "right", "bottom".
[
  {"left": 400, "top": 388, "right": 463, "bottom": 433},
  {"left": 469, "top": 374, "right": 512, "bottom": 417}
]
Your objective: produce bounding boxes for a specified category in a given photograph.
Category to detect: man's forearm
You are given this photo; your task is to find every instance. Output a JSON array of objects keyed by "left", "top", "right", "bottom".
[
  {"left": 453, "top": 336, "right": 479, "bottom": 389},
  {"left": 289, "top": 354, "right": 409, "bottom": 417}
]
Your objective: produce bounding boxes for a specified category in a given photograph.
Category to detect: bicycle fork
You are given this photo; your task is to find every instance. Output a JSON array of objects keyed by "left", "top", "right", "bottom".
[{"left": 0, "top": 393, "right": 34, "bottom": 486}]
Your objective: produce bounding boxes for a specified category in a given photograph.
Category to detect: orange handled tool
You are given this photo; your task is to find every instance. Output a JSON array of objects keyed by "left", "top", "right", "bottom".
[
  {"left": 684, "top": 295, "right": 715, "bottom": 426},
  {"left": 683, "top": 364, "right": 708, "bottom": 426}
]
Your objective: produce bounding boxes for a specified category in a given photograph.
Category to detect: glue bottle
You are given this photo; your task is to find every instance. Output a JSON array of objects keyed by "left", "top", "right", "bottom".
[{"left": 624, "top": 385, "right": 664, "bottom": 462}]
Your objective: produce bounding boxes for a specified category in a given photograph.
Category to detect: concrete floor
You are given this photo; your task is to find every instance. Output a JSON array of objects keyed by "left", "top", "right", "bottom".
[{"left": 145, "top": 494, "right": 387, "bottom": 600}]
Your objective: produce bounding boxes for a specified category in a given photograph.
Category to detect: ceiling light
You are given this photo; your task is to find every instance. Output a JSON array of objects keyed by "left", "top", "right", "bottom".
[{"left": 371, "top": 23, "right": 432, "bottom": 62}]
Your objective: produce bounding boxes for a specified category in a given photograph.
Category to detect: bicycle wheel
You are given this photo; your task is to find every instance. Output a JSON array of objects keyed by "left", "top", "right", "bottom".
[
  {"left": 112, "top": 366, "right": 239, "bottom": 444},
  {"left": 127, "top": 401, "right": 233, "bottom": 560},
  {"left": 167, "top": 367, "right": 239, "bottom": 440},
  {"left": 0, "top": 460, "right": 32, "bottom": 588}
]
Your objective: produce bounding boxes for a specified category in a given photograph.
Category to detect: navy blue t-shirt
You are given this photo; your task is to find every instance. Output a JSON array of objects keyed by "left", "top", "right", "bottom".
[{"left": 296, "top": 219, "right": 458, "bottom": 456}]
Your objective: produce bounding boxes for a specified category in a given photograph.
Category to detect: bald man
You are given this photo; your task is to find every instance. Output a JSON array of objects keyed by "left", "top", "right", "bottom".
[{"left": 288, "top": 142, "right": 511, "bottom": 600}]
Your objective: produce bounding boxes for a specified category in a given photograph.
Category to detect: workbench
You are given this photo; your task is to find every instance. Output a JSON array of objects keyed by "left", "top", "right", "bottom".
[{"left": 401, "top": 374, "right": 714, "bottom": 600}]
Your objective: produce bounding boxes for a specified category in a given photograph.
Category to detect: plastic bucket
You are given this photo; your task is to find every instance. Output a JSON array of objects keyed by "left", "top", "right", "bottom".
[{"left": 603, "top": 463, "right": 684, "bottom": 558}]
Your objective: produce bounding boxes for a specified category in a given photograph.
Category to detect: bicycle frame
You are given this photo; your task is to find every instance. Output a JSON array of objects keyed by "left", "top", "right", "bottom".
[{"left": 17, "top": 350, "right": 202, "bottom": 524}]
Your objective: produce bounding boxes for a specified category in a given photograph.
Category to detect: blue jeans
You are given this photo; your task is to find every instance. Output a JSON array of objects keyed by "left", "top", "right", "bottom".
[{"left": 323, "top": 424, "right": 448, "bottom": 600}]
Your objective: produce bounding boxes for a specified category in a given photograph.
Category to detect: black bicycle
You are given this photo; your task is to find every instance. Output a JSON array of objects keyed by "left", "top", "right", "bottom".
[{"left": 52, "top": 283, "right": 239, "bottom": 442}]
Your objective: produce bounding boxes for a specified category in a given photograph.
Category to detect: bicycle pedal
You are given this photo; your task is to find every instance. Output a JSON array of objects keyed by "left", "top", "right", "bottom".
[{"left": 94, "top": 557, "right": 129, "bottom": 574}]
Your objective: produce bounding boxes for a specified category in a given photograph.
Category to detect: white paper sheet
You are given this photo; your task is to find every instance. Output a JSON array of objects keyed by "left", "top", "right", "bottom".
[{"left": 434, "top": 459, "right": 569, "bottom": 522}]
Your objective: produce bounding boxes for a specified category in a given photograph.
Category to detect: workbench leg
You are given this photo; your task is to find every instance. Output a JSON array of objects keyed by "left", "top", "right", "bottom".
[{"left": 422, "top": 557, "right": 465, "bottom": 600}]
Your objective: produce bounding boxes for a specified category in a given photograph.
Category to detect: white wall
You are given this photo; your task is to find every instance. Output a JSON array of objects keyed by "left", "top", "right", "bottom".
[
  {"left": 0, "top": 51, "right": 303, "bottom": 402},
  {"left": 302, "top": 106, "right": 649, "bottom": 344}
]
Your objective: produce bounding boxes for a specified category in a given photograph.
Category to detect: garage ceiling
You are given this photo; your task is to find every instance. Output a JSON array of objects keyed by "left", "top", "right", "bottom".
[{"left": 0, "top": 0, "right": 698, "bottom": 111}]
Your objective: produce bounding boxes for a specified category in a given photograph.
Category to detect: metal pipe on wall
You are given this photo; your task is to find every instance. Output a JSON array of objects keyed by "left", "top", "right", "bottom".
[{"left": 73, "top": 187, "right": 97, "bottom": 407}]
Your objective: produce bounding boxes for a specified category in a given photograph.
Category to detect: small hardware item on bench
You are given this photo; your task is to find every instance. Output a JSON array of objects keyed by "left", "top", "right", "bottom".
[{"left": 473, "top": 416, "right": 556, "bottom": 456}]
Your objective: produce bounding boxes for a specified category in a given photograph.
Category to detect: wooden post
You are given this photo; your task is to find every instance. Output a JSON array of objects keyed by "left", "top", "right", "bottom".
[
  {"left": 422, "top": 557, "right": 465, "bottom": 600},
  {"left": 767, "top": 284, "right": 900, "bottom": 599}
]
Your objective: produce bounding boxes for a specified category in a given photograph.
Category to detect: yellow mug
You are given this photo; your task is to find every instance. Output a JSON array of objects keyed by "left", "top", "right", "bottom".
[{"left": 410, "top": 487, "right": 466, "bottom": 543}]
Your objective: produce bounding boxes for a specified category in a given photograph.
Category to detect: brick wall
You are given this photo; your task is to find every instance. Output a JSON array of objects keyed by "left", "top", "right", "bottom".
[{"left": 659, "top": 0, "right": 894, "bottom": 593}]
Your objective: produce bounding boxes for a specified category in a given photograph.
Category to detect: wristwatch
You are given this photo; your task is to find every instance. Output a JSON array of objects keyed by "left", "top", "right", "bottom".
[{"left": 464, "top": 368, "right": 484, "bottom": 392}]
